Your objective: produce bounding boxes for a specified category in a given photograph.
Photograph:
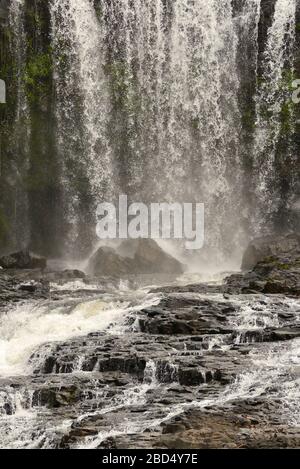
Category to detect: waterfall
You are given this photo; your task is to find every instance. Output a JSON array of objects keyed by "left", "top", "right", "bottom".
[
  {"left": 253, "top": 0, "right": 297, "bottom": 233},
  {"left": 1, "top": 0, "right": 298, "bottom": 259},
  {"left": 51, "top": 0, "right": 115, "bottom": 196},
  {"left": 9, "top": 0, "right": 26, "bottom": 121},
  {"left": 50, "top": 0, "right": 116, "bottom": 248},
  {"left": 49, "top": 0, "right": 245, "bottom": 258},
  {"left": 6, "top": 0, "right": 30, "bottom": 249},
  {"left": 165, "top": 0, "right": 242, "bottom": 251},
  {"left": 237, "top": 0, "right": 261, "bottom": 72}
]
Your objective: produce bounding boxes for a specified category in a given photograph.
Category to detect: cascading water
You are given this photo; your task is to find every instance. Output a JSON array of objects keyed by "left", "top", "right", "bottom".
[
  {"left": 253, "top": 0, "right": 297, "bottom": 232},
  {"left": 0, "top": 0, "right": 299, "bottom": 450},
  {"left": 4, "top": 0, "right": 30, "bottom": 248},
  {"left": 49, "top": 0, "right": 246, "bottom": 258},
  {"left": 50, "top": 0, "right": 116, "bottom": 248},
  {"left": 51, "top": 0, "right": 115, "bottom": 196},
  {"left": 1, "top": 0, "right": 298, "bottom": 257},
  {"left": 8, "top": 0, "right": 26, "bottom": 121}
]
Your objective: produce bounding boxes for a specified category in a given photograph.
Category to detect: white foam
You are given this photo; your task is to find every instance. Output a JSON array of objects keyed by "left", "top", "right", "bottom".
[{"left": 0, "top": 292, "right": 160, "bottom": 376}]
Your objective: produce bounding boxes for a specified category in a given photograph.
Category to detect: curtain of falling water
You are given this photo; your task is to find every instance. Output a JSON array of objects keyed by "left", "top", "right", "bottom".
[
  {"left": 50, "top": 0, "right": 247, "bottom": 258},
  {"left": 7, "top": 0, "right": 30, "bottom": 249},
  {"left": 253, "top": 0, "right": 297, "bottom": 233},
  {"left": 5, "top": 0, "right": 297, "bottom": 259}
]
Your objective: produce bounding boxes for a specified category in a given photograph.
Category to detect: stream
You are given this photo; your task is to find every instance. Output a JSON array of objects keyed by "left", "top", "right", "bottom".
[{"left": 0, "top": 274, "right": 299, "bottom": 449}]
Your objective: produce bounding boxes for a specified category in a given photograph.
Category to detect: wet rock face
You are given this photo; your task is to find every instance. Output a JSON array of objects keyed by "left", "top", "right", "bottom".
[
  {"left": 0, "top": 271, "right": 49, "bottom": 305},
  {"left": 0, "top": 267, "right": 90, "bottom": 305},
  {"left": 227, "top": 255, "right": 300, "bottom": 296},
  {"left": 139, "top": 296, "right": 236, "bottom": 335},
  {"left": 241, "top": 233, "right": 300, "bottom": 270},
  {"left": 88, "top": 239, "right": 184, "bottom": 277},
  {"left": 0, "top": 250, "right": 47, "bottom": 270},
  {"left": 226, "top": 234, "right": 300, "bottom": 296},
  {"left": 111, "top": 402, "right": 300, "bottom": 449}
]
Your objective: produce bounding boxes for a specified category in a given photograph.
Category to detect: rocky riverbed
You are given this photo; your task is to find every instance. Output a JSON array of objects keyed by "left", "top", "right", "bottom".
[{"left": 0, "top": 236, "right": 299, "bottom": 449}]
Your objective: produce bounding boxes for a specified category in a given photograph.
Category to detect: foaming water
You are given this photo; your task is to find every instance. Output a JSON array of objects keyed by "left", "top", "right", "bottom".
[
  {"left": 0, "top": 290, "right": 160, "bottom": 376},
  {"left": 177, "top": 270, "right": 234, "bottom": 286},
  {"left": 0, "top": 413, "right": 72, "bottom": 449}
]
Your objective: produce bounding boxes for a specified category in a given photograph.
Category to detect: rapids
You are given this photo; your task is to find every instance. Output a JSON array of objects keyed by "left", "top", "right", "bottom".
[{"left": 0, "top": 275, "right": 299, "bottom": 449}]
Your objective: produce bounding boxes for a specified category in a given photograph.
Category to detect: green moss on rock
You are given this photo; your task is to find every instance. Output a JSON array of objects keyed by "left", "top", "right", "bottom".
[{"left": 24, "top": 51, "right": 53, "bottom": 105}]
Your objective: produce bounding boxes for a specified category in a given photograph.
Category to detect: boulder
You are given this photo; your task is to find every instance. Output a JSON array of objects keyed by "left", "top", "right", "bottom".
[
  {"left": 88, "top": 246, "right": 134, "bottom": 277},
  {"left": 0, "top": 250, "right": 47, "bottom": 270},
  {"left": 88, "top": 239, "right": 184, "bottom": 277},
  {"left": 129, "top": 239, "right": 184, "bottom": 275},
  {"left": 227, "top": 235, "right": 300, "bottom": 296},
  {"left": 241, "top": 234, "right": 300, "bottom": 270}
]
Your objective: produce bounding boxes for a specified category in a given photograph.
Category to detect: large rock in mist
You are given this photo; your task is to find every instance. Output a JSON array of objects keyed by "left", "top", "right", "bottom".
[
  {"left": 0, "top": 249, "right": 47, "bottom": 270},
  {"left": 241, "top": 233, "right": 300, "bottom": 271},
  {"left": 226, "top": 233, "right": 300, "bottom": 296},
  {"left": 88, "top": 239, "right": 184, "bottom": 277}
]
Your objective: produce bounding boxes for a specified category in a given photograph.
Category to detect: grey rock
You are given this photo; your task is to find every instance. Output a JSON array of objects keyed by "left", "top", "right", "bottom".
[
  {"left": 88, "top": 239, "right": 184, "bottom": 277},
  {"left": 241, "top": 233, "right": 300, "bottom": 271},
  {"left": 0, "top": 250, "right": 47, "bottom": 270}
]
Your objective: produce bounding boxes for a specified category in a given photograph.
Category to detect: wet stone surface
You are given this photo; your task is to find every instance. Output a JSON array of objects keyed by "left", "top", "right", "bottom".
[{"left": 0, "top": 268, "right": 299, "bottom": 448}]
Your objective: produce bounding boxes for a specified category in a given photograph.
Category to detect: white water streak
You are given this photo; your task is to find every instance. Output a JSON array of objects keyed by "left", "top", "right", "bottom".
[
  {"left": 253, "top": 0, "right": 296, "bottom": 230},
  {"left": 50, "top": 0, "right": 116, "bottom": 229}
]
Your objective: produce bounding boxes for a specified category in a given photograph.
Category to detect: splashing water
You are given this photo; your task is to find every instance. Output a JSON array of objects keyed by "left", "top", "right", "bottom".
[
  {"left": 0, "top": 291, "right": 160, "bottom": 376},
  {"left": 0, "top": 286, "right": 299, "bottom": 448}
]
